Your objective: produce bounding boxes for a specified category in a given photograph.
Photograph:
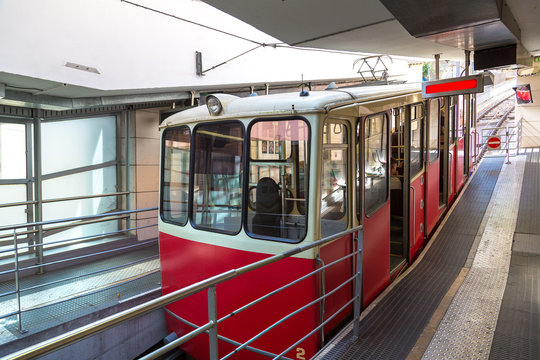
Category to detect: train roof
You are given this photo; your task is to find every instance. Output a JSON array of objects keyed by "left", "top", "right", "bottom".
[{"left": 161, "top": 83, "right": 422, "bottom": 128}]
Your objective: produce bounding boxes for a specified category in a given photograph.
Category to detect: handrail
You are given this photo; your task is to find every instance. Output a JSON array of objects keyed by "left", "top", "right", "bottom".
[
  {"left": 0, "top": 207, "right": 159, "bottom": 336},
  {"left": 0, "top": 192, "right": 130, "bottom": 209},
  {"left": 0, "top": 207, "right": 157, "bottom": 232},
  {"left": 4, "top": 225, "right": 363, "bottom": 360}
]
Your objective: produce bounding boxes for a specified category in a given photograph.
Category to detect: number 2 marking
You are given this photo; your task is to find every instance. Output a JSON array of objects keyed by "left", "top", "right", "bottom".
[{"left": 296, "top": 347, "right": 306, "bottom": 360}]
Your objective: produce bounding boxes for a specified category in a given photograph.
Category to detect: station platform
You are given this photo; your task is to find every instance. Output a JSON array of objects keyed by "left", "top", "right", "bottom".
[
  {"left": 316, "top": 150, "right": 540, "bottom": 360},
  {"left": 0, "top": 243, "right": 164, "bottom": 357}
]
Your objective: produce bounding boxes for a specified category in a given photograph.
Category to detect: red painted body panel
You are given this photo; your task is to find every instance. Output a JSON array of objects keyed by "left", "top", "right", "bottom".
[
  {"left": 425, "top": 157, "right": 440, "bottom": 237},
  {"left": 363, "top": 203, "right": 390, "bottom": 305},
  {"left": 159, "top": 232, "right": 319, "bottom": 360},
  {"left": 456, "top": 137, "right": 465, "bottom": 190},
  {"left": 409, "top": 173, "right": 425, "bottom": 260},
  {"left": 319, "top": 235, "right": 354, "bottom": 333}
]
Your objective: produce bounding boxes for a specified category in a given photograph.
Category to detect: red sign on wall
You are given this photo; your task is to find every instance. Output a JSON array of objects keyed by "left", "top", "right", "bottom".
[{"left": 487, "top": 136, "right": 501, "bottom": 149}]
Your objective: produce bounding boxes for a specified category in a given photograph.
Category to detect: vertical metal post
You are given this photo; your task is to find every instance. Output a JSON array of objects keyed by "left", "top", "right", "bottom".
[
  {"left": 125, "top": 111, "right": 131, "bottom": 232},
  {"left": 25, "top": 122, "right": 34, "bottom": 252},
  {"left": 464, "top": 50, "right": 471, "bottom": 76},
  {"left": 434, "top": 54, "right": 440, "bottom": 80},
  {"left": 14, "top": 229, "right": 27, "bottom": 333},
  {"left": 208, "top": 286, "right": 218, "bottom": 360},
  {"left": 33, "top": 116, "right": 43, "bottom": 274},
  {"left": 505, "top": 128, "right": 511, "bottom": 164},
  {"left": 353, "top": 230, "right": 364, "bottom": 339}
]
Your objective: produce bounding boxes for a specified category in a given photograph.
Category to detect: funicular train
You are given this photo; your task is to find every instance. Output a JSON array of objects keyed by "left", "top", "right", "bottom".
[{"left": 158, "top": 79, "right": 480, "bottom": 359}]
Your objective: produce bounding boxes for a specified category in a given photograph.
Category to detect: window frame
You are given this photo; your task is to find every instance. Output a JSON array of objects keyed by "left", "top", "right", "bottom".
[
  {"left": 409, "top": 102, "right": 425, "bottom": 178},
  {"left": 189, "top": 120, "right": 245, "bottom": 236},
  {"left": 363, "top": 112, "right": 389, "bottom": 218},
  {"left": 320, "top": 119, "right": 349, "bottom": 238},
  {"left": 428, "top": 99, "right": 440, "bottom": 165},
  {"left": 244, "top": 116, "right": 311, "bottom": 244},
  {"left": 160, "top": 125, "right": 191, "bottom": 227}
]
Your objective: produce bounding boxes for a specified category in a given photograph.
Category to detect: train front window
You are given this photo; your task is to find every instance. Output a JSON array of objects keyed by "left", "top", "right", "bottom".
[
  {"left": 161, "top": 126, "right": 190, "bottom": 226},
  {"left": 364, "top": 113, "right": 388, "bottom": 216},
  {"left": 192, "top": 122, "right": 244, "bottom": 234},
  {"left": 321, "top": 122, "right": 348, "bottom": 238},
  {"left": 247, "top": 119, "right": 309, "bottom": 242}
]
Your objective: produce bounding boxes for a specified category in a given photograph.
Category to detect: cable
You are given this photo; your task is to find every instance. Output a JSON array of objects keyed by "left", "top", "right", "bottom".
[
  {"left": 121, "top": 0, "right": 265, "bottom": 46},
  {"left": 202, "top": 45, "right": 263, "bottom": 74}
]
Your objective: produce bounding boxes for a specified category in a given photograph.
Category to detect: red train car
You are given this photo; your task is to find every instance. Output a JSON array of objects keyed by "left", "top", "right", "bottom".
[{"left": 158, "top": 81, "right": 478, "bottom": 359}]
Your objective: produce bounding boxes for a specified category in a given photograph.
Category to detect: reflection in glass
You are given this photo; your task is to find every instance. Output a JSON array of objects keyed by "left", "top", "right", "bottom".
[
  {"left": 321, "top": 122, "right": 348, "bottom": 237},
  {"left": 192, "top": 122, "right": 244, "bottom": 233},
  {"left": 161, "top": 126, "right": 191, "bottom": 225},
  {"left": 248, "top": 120, "right": 309, "bottom": 241},
  {"left": 365, "top": 114, "right": 388, "bottom": 215}
]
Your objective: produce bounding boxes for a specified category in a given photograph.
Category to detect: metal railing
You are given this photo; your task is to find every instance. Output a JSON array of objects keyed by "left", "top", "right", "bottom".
[
  {"left": 477, "top": 117, "right": 522, "bottom": 163},
  {"left": 0, "top": 206, "right": 158, "bottom": 334},
  {"left": 5, "top": 226, "right": 364, "bottom": 360}
]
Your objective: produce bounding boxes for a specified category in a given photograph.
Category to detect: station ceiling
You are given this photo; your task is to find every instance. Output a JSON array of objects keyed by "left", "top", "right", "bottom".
[{"left": 201, "top": 0, "right": 540, "bottom": 62}]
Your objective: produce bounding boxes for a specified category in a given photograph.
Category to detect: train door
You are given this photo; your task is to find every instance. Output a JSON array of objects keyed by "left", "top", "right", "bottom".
[
  {"left": 390, "top": 108, "right": 407, "bottom": 275},
  {"left": 319, "top": 119, "right": 353, "bottom": 338},
  {"left": 406, "top": 103, "right": 426, "bottom": 260},
  {"left": 425, "top": 99, "right": 441, "bottom": 237},
  {"left": 455, "top": 95, "right": 466, "bottom": 191},
  {"left": 447, "top": 97, "right": 457, "bottom": 204},
  {"left": 362, "top": 112, "right": 391, "bottom": 304}
]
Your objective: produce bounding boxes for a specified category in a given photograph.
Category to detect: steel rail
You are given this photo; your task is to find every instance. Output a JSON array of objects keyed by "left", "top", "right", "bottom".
[{"left": 3, "top": 225, "right": 362, "bottom": 360}]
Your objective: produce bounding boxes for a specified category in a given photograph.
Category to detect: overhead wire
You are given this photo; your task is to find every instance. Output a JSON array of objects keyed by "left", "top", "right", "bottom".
[{"left": 120, "top": 0, "right": 373, "bottom": 73}]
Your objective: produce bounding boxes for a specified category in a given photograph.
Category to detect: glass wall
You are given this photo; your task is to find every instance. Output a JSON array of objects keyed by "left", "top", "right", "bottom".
[
  {"left": 41, "top": 116, "right": 118, "bottom": 243},
  {"left": 0, "top": 115, "right": 120, "bottom": 251}
]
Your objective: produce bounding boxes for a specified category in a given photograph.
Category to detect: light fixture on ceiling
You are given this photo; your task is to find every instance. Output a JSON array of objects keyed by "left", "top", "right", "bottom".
[{"left": 65, "top": 62, "right": 100, "bottom": 74}]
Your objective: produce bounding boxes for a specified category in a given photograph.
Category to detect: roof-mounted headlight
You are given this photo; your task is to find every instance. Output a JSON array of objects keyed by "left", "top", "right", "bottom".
[{"left": 206, "top": 95, "right": 223, "bottom": 116}]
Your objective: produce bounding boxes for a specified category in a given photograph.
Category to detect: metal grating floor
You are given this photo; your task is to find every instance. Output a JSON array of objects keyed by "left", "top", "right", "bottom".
[
  {"left": 489, "top": 152, "right": 540, "bottom": 360},
  {"left": 316, "top": 158, "right": 504, "bottom": 360},
  {"left": 0, "top": 243, "right": 161, "bottom": 356}
]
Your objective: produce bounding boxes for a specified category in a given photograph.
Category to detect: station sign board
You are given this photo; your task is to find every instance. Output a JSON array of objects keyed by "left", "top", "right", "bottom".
[
  {"left": 487, "top": 136, "right": 501, "bottom": 150},
  {"left": 422, "top": 74, "right": 484, "bottom": 99}
]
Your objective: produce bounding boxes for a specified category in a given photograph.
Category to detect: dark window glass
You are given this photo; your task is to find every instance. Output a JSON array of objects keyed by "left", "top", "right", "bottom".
[
  {"left": 192, "top": 122, "right": 243, "bottom": 233},
  {"left": 410, "top": 104, "right": 424, "bottom": 177},
  {"left": 161, "top": 126, "right": 190, "bottom": 225},
  {"left": 364, "top": 114, "right": 388, "bottom": 216},
  {"left": 428, "top": 100, "right": 440, "bottom": 164},
  {"left": 321, "top": 122, "right": 348, "bottom": 237},
  {"left": 247, "top": 119, "right": 309, "bottom": 241},
  {"left": 449, "top": 97, "right": 456, "bottom": 143}
]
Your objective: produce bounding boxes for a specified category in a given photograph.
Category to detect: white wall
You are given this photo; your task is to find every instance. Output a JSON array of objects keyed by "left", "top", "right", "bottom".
[
  {"left": 516, "top": 62, "right": 540, "bottom": 148},
  {"left": 0, "top": 0, "right": 408, "bottom": 91}
]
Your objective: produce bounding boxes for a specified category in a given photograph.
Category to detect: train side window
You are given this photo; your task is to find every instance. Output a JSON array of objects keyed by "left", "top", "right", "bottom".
[
  {"left": 192, "top": 122, "right": 244, "bottom": 234},
  {"left": 428, "top": 99, "right": 439, "bottom": 164},
  {"left": 364, "top": 113, "right": 388, "bottom": 216},
  {"left": 410, "top": 104, "right": 424, "bottom": 177},
  {"left": 161, "top": 126, "right": 191, "bottom": 226},
  {"left": 457, "top": 95, "right": 465, "bottom": 138},
  {"left": 449, "top": 97, "right": 456, "bottom": 143},
  {"left": 246, "top": 119, "right": 309, "bottom": 242},
  {"left": 321, "top": 122, "right": 348, "bottom": 238}
]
